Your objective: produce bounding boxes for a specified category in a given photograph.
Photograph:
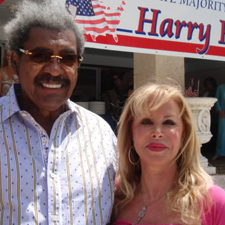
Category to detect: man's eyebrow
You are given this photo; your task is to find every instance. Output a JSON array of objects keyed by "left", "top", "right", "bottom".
[
  {"left": 29, "top": 47, "right": 51, "bottom": 51},
  {"left": 29, "top": 47, "right": 77, "bottom": 54},
  {"left": 59, "top": 49, "right": 77, "bottom": 54}
]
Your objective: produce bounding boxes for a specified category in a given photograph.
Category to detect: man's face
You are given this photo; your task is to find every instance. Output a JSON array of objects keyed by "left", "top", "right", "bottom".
[{"left": 15, "top": 27, "right": 79, "bottom": 112}]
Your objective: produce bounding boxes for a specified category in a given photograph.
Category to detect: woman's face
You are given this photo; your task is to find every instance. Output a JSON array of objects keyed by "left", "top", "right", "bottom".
[
  {"left": 5, "top": 50, "right": 12, "bottom": 63},
  {"left": 132, "top": 99, "right": 184, "bottom": 167},
  {"left": 205, "top": 81, "right": 213, "bottom": 90}
]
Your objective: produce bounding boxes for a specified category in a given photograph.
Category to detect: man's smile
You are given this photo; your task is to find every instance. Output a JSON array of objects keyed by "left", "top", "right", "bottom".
[{"left": 42, "top": 83, "right": 62, "bottom": 88}]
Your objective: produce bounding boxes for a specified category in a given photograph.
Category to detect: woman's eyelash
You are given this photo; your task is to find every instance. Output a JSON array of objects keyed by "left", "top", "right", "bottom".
[
  {"left": 164, "top": 120, "right": 176, "bottom": 125},
  {"left": 141, "top": 119, "right": 152, "bottom": 125},
  {"left": 140, "top": 119, "right": 176, "bottom": 125}
]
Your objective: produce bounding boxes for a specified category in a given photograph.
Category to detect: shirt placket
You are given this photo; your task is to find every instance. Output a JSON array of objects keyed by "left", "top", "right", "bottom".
[
  {"left": 19, "top": 111, "right": 50, "bottom": 224},
  {"left": 47, "top": 137, "right": 60, "bottom": 225},
  {"left": 32, "top": 122, "right": 50, "bottom": 167},
  {"left": 47, "top": 114, "right": 70, "bottom": 225},
  {"left": 40, "top": 133, "right": 49, "bottom": 165}
]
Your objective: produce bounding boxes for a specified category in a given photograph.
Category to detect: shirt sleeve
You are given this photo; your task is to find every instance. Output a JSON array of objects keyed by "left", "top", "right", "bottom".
[{"left": 203, "top": 185, "right": 225, "bottom": 225}]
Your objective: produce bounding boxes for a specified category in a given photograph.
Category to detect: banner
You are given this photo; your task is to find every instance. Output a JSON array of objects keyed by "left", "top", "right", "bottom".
[{"left": 66, "top": 0, "right": 225, "bottom": 61}]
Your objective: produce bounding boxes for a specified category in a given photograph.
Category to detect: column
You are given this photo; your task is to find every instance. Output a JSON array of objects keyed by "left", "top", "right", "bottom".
[{"left": 133, "top": 53, "right": 184, "bottom": 89}]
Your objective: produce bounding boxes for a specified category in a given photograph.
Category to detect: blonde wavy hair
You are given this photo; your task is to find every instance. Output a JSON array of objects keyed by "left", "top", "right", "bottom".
[{"left": 113, "top": 83, "right": 213, "bottom": 225}]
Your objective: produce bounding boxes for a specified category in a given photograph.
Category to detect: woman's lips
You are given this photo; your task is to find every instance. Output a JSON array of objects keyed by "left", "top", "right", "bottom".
[{"left": 148, "top": 143, "right": 167, "bottom": 152}]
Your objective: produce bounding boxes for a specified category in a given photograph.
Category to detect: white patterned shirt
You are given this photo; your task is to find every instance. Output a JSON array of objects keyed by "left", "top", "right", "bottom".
[{"left": 0, "top": 84, "right": 117, "bottom": 225}]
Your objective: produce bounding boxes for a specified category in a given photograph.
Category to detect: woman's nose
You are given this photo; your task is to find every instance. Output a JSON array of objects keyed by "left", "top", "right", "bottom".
[{"left": 151, "top": 127, "right": 163, "bottom": 139}]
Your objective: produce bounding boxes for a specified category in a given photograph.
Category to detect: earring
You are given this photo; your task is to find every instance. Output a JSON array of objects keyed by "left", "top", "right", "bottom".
[{"left": 128, "top": 146, "right": 140, "bottom": 165}]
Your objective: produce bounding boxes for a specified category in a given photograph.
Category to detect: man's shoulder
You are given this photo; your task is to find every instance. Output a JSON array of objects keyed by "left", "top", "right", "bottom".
[
  {"left": 0, "top": 84, "right": 20, "bottom": 122},
  {"left": 0, "top": 96, "right": 3, "bottom": 104},
  {"left": 69, "top": 100, "right": 113, "bottom": 128}
]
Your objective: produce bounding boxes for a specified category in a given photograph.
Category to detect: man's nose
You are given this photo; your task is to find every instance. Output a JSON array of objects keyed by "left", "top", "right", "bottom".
[{"left": 43, "top": 58, "right": 64, "bottom": 77}]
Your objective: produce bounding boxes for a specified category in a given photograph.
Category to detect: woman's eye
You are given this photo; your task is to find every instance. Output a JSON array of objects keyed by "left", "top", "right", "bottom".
[
  {"left": 164, "top": 120, "right": 176, "bottom": 125},
  {"left": 141, "top": 119, "right": 153, "bottom": 125}
]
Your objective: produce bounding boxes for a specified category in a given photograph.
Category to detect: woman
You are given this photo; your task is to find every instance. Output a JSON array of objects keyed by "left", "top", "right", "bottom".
[
  {"left": 201, "top": 77, "right": 217, "bottom": 98},
  {"left": 0, "top": 49, "right": 19, "bottom": 96},
  {"left": 111, "top": 83, "right": 225, "bottom": 225},
  {"left": 213, "top": 84, "right": 225, "bottom": 159},
  {"left": 201, "top": 77, "right": 218, "bottom": 159}
]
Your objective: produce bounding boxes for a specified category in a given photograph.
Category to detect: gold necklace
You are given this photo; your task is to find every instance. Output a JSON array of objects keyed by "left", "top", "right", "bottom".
[{"left": 132, "top": 192, "right": 166, "bottom": 225}]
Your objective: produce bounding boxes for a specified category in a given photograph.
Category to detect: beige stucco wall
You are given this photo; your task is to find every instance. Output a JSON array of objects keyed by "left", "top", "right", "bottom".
[{"left": 133, "top": 53, "right": 185, "bottom": 90}]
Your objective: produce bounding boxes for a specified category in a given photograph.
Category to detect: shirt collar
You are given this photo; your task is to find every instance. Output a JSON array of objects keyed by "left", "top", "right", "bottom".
[
  {"left": 0, "top": 83, "right": 79, "bottom": 122},
  {"left": 0, "top": 84, "right": 21, "bottom": 122}
]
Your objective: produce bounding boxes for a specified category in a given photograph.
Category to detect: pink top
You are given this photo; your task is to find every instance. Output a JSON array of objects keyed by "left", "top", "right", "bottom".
[
  {"left": 113, "top": 222, "right": 180, "bottom": 225},
  {"left": 113, "top": 185, "right": 225, "bottom": 225}
]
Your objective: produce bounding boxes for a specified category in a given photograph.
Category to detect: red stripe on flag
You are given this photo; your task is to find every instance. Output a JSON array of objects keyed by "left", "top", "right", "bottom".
[
  {"left": 94, "top": 11, "right": 122, "bottom": 17},
  {"left": 93, "top": 4, "right": 106, "bottom": 10},
  {"left": 76, "top": 18, "right": 120, "bottom": 25},
  {"left": 117, "top": 7, "right": 124, "bottom": 11},
  {"left": 84, "top": 26, "right": 116, "bottom": 33}
]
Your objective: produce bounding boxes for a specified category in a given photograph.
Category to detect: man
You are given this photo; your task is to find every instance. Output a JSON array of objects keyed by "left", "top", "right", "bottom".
[{"left": 0, "top": 0, "right": 117, "bottom": 224}]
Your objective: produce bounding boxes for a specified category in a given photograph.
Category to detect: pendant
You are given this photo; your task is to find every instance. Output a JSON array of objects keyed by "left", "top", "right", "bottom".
[
  {"left": 138, "top": 206, "right": 146, "bottom": 218},
  {"left": 135, "top": 206, "right": 147, "bottom": 224}
]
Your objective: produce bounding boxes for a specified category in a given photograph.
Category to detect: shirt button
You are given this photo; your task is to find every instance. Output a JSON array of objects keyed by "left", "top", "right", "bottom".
[
  {"left": 42, "top": 137, "right": 48, "bottom": 144},
  {"left": 50, "top": 172, "right": 56, "bottom": 179},
  {"left": 52, "top": 214, "right": 58, "bottom": 222},
  {"left": 21, "top": 112, "right": 27, "bottom": 116}
]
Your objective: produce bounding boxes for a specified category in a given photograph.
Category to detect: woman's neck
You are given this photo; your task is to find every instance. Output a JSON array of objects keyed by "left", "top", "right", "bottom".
[{"left": 139, "top": 163, "right": 177, "bottom": 198}]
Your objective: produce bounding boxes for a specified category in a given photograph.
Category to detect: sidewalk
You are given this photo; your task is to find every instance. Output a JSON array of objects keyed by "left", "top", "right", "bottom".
[
  {"left": 201, "top": 150, "right": 225, "bottom": 189},
  {"left": 200, "top": 134, "right": 225, "bottom": 189},
  {"left": 201, "top": 143, "right": 225, "bottom": 175},
  {"left": 208, "top": 157, "right": 225, "bottom": 175}
]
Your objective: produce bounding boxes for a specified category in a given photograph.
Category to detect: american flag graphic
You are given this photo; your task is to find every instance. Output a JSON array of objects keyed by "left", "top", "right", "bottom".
[
  {"left": 184, "top": 86, "right": 199, "bottom": 97},
  {"left": 184, "top": 78, "right": 200, "bottom": 97},
  {"left": 66, "top": 0, "right": 126, "bottom": 42}
]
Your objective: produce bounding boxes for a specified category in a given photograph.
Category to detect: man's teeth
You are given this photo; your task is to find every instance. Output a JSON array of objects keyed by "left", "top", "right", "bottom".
[{"left": 42, "top": 83, "right": 62, "bottom": 88}]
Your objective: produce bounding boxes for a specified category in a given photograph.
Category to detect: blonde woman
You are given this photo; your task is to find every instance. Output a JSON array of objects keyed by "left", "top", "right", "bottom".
[
  {"left": 0, "top": 49, "right": 18, "bottom": 96},
  {"left": 111, "top": 83, "right": 225, "bottom": 225}
]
